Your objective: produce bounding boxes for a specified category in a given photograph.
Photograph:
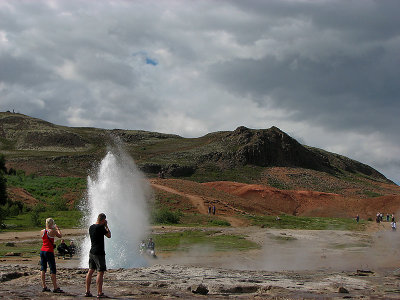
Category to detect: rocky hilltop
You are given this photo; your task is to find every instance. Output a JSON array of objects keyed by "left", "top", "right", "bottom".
[{"left": 0, "top": 112, "right": 391, "bottom": 185}]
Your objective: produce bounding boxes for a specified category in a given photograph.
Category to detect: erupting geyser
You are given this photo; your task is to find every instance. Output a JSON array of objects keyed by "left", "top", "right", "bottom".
[{"left": 80, "top": 149, "right": 150, "bottom": 268}]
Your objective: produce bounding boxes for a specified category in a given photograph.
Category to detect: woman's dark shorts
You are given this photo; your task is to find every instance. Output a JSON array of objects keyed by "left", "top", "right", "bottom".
[
  {"left": 40, "top": 251, "right": 57, "bottom": 274},
  {"left": 89, "top": 253, "right": 106, "bottom": 272}
]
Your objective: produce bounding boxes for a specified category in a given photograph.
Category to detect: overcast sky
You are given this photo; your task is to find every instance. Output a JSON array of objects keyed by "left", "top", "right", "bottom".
[{"left": 0, "top": 0, "right": 399, "bottom": 184}]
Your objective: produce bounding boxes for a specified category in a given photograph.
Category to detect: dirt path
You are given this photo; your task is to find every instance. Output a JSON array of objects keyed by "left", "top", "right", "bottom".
[
  {"left": 151, "top": 182, "right": 248, "bottom": 226},
  {"left": 152, "top": 183, "right": 208, "bottom": 214}
]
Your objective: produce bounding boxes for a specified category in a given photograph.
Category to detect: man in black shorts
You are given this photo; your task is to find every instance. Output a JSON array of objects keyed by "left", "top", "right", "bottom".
[{"left": 85, "top": 213, "right": 111, "bottom": 298}]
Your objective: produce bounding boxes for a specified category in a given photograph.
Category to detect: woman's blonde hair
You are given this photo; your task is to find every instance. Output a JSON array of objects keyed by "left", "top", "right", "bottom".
[{"left": 46, "top": 218, "right": 54, "bottom": 229}]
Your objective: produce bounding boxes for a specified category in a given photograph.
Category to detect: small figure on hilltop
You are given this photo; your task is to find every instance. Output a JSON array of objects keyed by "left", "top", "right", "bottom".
[
  {"left": 85, "top": 213, "right": 111, "bottom": 298},
  {"left": 356, "top": 214, "right": 360, "bottom": 223},
  {"left": 40, "top": 218, "right": 64, "bottom": 293}
]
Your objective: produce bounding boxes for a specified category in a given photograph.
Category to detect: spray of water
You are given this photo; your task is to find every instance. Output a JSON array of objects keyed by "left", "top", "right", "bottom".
[{"left": 80, "top": 148, "right": 150, "bottom": 268}]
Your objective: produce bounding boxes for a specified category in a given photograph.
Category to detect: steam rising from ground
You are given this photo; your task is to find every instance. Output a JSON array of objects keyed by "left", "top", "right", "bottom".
[
  {"left": 155, "top": 225, "right": 400, "bottom": 272},
  {"left": 80, "top": 148, "right": 150, "bottom": 268}
]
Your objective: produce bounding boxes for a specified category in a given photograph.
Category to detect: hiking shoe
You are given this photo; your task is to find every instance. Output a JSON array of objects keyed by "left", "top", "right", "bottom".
[
  {"left": 42, "top": 287, "right": 51, "bottom": 292},
  {"left": 53, "top": 287, "right": 64, "bottom": 293},
  {"left": 85, "top": 292, "right": 93, "bottom": 297}
]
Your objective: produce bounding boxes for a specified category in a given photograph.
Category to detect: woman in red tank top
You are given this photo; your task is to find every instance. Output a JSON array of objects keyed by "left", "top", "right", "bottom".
[{"left": 40, "top": 218, "right": 64, "bottom": 293}]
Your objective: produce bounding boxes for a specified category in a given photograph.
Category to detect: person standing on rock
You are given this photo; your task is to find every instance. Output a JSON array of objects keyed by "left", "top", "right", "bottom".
[
  {"left": 40, "top": 218, "right": 64, "bottom": 293},
  {"left": 85, "top": 213, "right": 111, "bottom": 298}
]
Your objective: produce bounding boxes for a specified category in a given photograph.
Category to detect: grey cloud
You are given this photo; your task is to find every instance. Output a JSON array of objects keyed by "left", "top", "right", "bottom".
[
  {"left": 207, "top": 2, "right": 400, "bottom": 135},
  {"left": 0, "top": 0, "right": 399, "bottom": 183},
  {"left": 0, "top": 53, "right": 52, "bottom": 86}
]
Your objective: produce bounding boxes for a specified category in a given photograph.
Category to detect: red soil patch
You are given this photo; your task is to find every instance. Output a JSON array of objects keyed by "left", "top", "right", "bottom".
[
  {"left": 203, "top": 181, "right": 400, "bottom": 220},
  {"left": 6, "top": 187, "right": 38, "bottom": 206},
  {"left": 150, "top": 178, "right": 400, "bottom": 221}
]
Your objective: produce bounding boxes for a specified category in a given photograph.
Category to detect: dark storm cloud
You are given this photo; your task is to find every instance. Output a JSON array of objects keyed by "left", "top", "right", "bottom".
[
  {"left": 208, "top": 0, "right": 400, "bottom": 135},
  {"left": 209, "top": 48, "right": 400, "bottom": 133}
]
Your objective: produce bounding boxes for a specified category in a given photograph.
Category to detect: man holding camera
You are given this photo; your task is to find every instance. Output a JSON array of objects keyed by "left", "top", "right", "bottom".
[{"left": 85, "top": 213, "right": 111, "bottom": 298}]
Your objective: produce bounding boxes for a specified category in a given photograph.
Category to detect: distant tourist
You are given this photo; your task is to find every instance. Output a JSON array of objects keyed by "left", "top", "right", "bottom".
[
  {"left": 68, "top": 241, "right": 76, "bottom": 256},
  {"left": 212, "top": 205, "right": 216, "bottom": 215},
  {"left": 147, "top": 238, "right": 156, "bottom": 257},
  {"left": 147, "top": 238, "right": 155, "bottom": 251},
  {"left": 376, "top": 213, "right": 380, "bottom": 223},
  {"left": 139, "top": 240, "right": 146, "bottom": 255},
  {"left": 85, "top": 213, "right": 111, "bottom": 298},
  {"left": 356, "top": 215, "right": 359, "bottom": 223},
  {"left": 57, "top": 239, "right": 69, "bottom": 258},
  {"left": 392, "top": 214, "right": 395, "bottom": 223},
  {"left": 208, "top": 206, "right": 211, "bottom": 214},
  {"left": 387, "top": 214, "right": 390, "bottom": 222},
  {"left": 391, "top": 221, "right": 397, "bottom": 231},
  {"left": 40, "top": 218, "right": 64, "bottom": 293}
]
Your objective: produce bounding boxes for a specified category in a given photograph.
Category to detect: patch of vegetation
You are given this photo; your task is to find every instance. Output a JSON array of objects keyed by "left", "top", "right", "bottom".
[
  {"left": 151, "top": 207, "right": 182, "bottom": 224},
  {"left": 152, "top": 230, "right": 260, "bottom": 252},
  {"left": 0, "top": 240, "right": 42, "bottom": 257},
  {"left": 186, "top": 165, "right": 264, "bottom": 184},
  {"left": 362, "top": 190, "right": 383, "bottom": 198},
  {"left": 329, "top": 242, "right": 370, "bottom": 249},
  {"left": 2, "top": 210, "right": 83, "bottom": 231},
  {"left": 153, "top": 189, "right": 195, "bottom": 211},
  {"left": 177, "top": 214, "right": 230, "bottom": 227},
  {"left": 5, "top": 173, "right": 86, "bottom": 210},
  {"left": 266, "top": 177, "right": 292, "bottom": 190},
  {"left": 207, "top": 218, "right": 231, "bottom": 227},
  {"left": 248, "top": 214, "right": 367, "bottom": 231},
  {"left": 269, "top": 234, "right": 297, "bottom": 242}
]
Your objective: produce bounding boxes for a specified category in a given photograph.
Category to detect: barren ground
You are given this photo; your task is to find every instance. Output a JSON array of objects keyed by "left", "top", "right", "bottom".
[{"left": 2, "top": 223, "right": 400, "bottom": 299}]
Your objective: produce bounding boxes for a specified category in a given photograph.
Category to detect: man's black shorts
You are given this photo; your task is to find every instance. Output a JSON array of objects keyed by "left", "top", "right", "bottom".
[{"left": 88, "top": 253, "right": 106, "bottom": 272}]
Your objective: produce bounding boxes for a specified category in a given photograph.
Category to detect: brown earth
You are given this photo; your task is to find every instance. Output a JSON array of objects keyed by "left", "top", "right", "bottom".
[
  {"left": 7, "top": 187, "right": 39, "bottom": 206},
  {"left": 204, "top": 181, "right": 400, "bottom": 220},
  {"left": 10, "top": 176, "right": 400, "bottom": 223},
  {"left": 259, "top": 167, "right": 400, "bottom": 198},
  {"left": 150, "top": 178, "right": 400, "bottom": 222}
]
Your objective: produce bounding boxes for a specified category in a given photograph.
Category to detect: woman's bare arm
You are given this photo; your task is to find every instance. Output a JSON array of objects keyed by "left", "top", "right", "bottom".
[{"left": 48, "top": 225, "right": 62, "bottom": 238}]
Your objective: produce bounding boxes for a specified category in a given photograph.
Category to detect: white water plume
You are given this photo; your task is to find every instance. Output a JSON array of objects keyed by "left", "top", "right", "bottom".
[{"left": 80, "top": 149, "right": 150, "bottom": 268}]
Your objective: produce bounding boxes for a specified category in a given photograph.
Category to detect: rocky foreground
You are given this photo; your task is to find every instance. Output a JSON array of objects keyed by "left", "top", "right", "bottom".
[{"left": 2, "top": 263, "right": 400, "bottom": 299}]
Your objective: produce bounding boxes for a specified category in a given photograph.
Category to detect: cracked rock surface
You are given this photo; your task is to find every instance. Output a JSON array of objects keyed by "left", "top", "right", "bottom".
[{"left": 1, "top": 263, "right": 400, "bottom": 299}]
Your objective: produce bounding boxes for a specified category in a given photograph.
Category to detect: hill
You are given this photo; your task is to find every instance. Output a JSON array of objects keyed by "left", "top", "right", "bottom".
[
  {"left": 1, "top": 111, "right": 400, "bottom": 219},
  {"left": 0, "top": 112, "right": 391, "bottom": 181}
]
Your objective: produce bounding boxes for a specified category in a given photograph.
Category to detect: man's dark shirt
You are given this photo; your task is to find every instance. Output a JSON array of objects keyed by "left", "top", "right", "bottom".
[
  {"left": 89, "top": 224, "right": 107, "bottom": 255},
  {"left": 57, "top": 242, "right": 69, "bottom": 254},
  {"left": 147, "top": 241, "right": 155, "bottom": 250}
]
